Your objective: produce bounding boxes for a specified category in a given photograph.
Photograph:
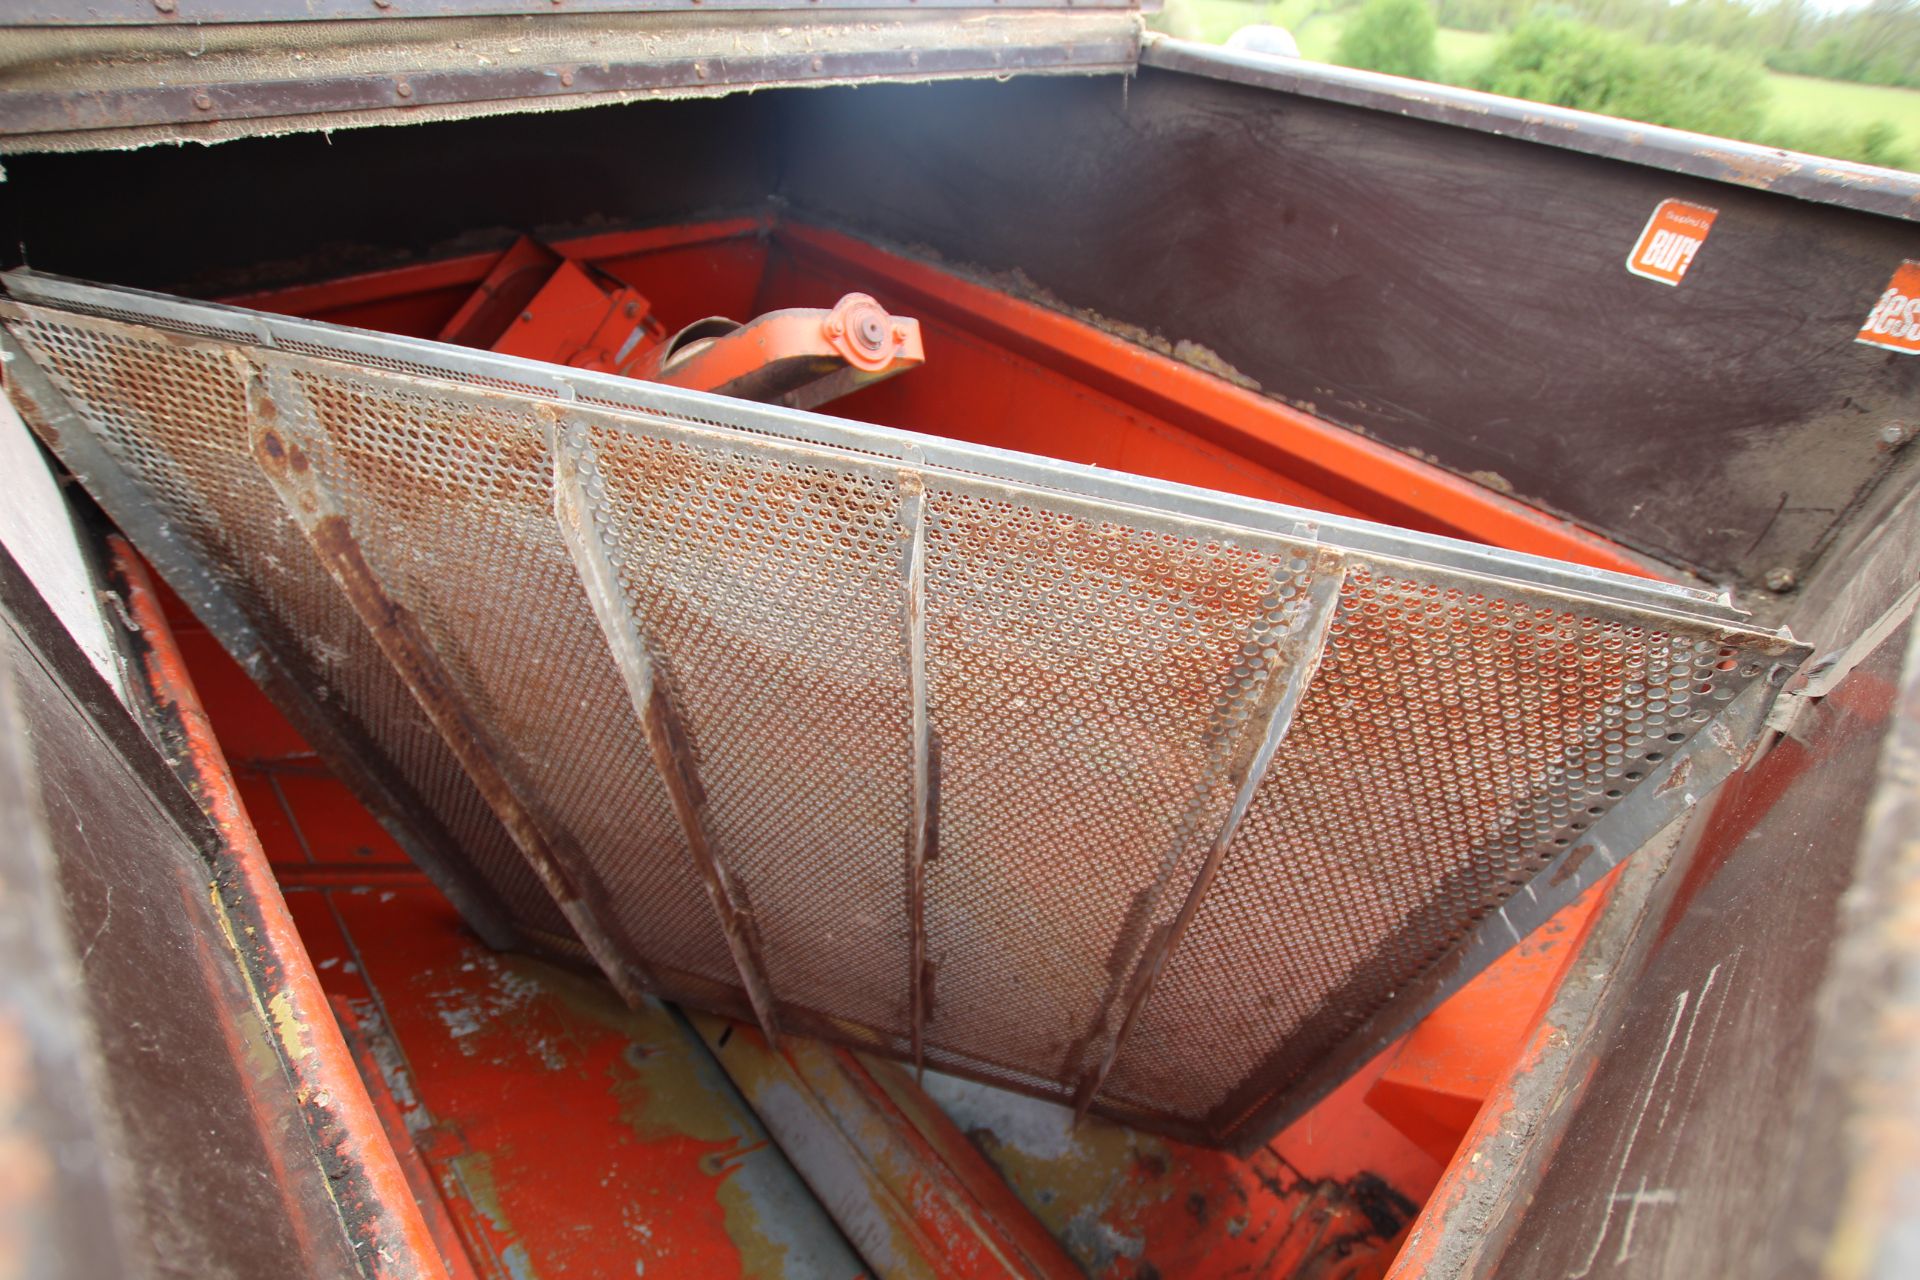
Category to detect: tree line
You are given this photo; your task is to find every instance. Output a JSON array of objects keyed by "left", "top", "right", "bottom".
[
  {"left": 1333, "top": 0, "right": 1915, "bottom": 167},
  {"left": 1437, "top": 0, "right": 1920, "bottom": 88}
]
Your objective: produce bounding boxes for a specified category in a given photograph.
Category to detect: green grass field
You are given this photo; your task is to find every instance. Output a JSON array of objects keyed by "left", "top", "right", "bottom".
[{"left": 1155, "top": 0, "right": 1920, "bottom": 169}]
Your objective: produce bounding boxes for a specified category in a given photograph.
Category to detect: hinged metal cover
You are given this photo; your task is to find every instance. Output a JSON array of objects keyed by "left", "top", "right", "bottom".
[{"left": 0, "top": 271, "right": 1807, "bottom": 1147}]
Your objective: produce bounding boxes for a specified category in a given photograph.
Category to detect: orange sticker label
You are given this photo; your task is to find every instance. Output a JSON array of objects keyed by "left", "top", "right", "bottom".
[
  {"left": 1626, "top": 199, "right": 1718, "bottom": 286},
  {"left": 1857, "top": 261, "right": 1920, "bottom": 354}
]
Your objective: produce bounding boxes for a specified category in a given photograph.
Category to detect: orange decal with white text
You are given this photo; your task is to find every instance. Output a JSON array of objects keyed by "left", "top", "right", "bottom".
[
  {"left": 1626, "top": 199, "right": 1718, "bottom": 286},
  {"left": 1857, "top": 261, "right": 1920, "bottom": 354}
]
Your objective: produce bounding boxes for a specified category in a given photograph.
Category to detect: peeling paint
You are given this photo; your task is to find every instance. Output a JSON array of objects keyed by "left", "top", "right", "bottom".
[{"left": 268, "top": 988, "right": 312, "bottom": 1062}]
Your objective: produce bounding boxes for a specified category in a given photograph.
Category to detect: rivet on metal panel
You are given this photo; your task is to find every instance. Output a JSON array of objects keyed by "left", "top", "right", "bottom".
[
  {"left": 899, "top": 473, "right": 934, "bottom": 1078},
  {"left": 1073, "top": 554, "right": 1347, "bottom": 1122},
  {"left": 244, "top": 368, "right": 654, "bottom": 1006},
  {"left": 551, "top": 418, "right": 783, "bottom": 1047}
]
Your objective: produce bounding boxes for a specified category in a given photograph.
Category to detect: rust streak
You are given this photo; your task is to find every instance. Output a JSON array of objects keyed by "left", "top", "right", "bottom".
[
  {"left": 900, "top": 474, "right": 933, "bottom": 1077},
  {"left": 551, "top": 423, "right": 782, "bottom": 1045},
  {"left": 1075, "top": 556, "right": 1347, "bottom": 1122},
  {"left": 248, "top": 386, "right": 651, "bottom": 1007}
]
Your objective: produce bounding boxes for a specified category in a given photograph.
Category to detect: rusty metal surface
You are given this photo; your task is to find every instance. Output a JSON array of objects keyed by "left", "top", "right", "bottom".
[
  {"left": 113, "top": 539, "right": 456, "bottom": 1280},
  {"left": 1387, "top": 480, "right": 1920, "bottom": 1280},
  {"left": 0, "top": 279, "right": 1807, "bottom": 1147},
  {"left": 1485, "top": 623, "right": 1910, "bottom": 1279},
  {"left": 0, "top": 11, "right": 1141, "bottom": 153},
  {"left": 252, "top": 386, "right": 655, "bottom": 1007},
  {"left": 924, "top": 1067, "right": 1418, "bottom": 1279},
  {"left": 289, "top": 887, "right": 868, "bottom": 1279},
  {"left": 0, "top": 542, "right": 373, "bottom": 1278}
]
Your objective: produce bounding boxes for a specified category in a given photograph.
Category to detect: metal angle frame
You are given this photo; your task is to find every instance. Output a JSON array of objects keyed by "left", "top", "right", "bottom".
[
  {"left": 0, "top": 275, "right": 1815, "bottom": 1146},
  {"left": 551, "top": 418, "right": 783, "bottom": 1040},
  {"left": 0, "top": 271, "right": 1757, "bottom": 629}
]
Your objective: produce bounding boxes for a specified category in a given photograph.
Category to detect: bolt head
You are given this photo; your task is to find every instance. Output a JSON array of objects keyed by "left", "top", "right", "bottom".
[
  {"left": 192, "top": 92, "right": 213, "bottom": 110},
  {"left": 1879, "top": 421, "right": 1911, "bottom": 448},
  {"left": 152, "top": 0, "right": 177, "bottom": 11},
  {"left": 1764, "top": 566, "right": 1798, "bottom": 594}
]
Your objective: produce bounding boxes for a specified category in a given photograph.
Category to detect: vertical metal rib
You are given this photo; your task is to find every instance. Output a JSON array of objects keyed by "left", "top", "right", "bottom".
[
  {"left": 551, "top": 417, "right": 783, "bottom": 1046},
  {"left": 244, "top": 367, "right": 654, "bottom": 1006},
  {"left": 1073, "top": 557, "right": 1347, "bottom": 1121},
  {"left": 899, "top": 475, "right": 934, "bottom": 1076}
]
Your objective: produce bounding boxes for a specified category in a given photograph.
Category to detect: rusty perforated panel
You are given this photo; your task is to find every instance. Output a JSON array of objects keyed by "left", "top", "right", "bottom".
[{"left": 0, "top": 277, "right": 1808, "bottom": 1146}]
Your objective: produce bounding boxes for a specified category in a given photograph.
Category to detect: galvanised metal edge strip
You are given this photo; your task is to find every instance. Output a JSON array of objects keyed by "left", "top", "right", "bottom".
[
  {"left": 0, "top": 273, "right": 1769, "bottom": 631},
  {"left": 897, "top": 475, "right": 934, "bottom": 1078}
]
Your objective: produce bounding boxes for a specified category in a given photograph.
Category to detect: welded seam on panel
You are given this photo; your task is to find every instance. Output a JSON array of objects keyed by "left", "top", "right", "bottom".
[
  {"left": 898, "top": 474, "right": 935, "bottom": 1078},
  {"left": 244, "top": 365, "right": 654, "bottom": 1004},
  {"left": 0, "top": 275, "right": 1767, "bottom": 627},
  {"left": 1073, "top": 557, "right": 1347, "bottom": 1121},
  {"left": 0, "top": 328, "right": 536, "bottom": 948},
  {"left": 550, "top": 416, "right": 783, "bottom": 1045}
]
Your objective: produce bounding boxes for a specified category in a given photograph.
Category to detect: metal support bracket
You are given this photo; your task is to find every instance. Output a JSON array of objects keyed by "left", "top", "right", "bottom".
[
  {"left": 1073, "top": 556, "right": 1346, "bottom": 1120},
  {"left": 551, "top": 416, "right": 783, "bottom": 1046},
  {"left": 898, "top": 474, "right": 935, "bottom": 1076}
]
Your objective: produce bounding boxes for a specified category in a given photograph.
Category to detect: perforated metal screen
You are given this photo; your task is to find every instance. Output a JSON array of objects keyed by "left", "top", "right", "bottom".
[{"left": 0, "top": 272, "right": 1807, "bottom": 1147}]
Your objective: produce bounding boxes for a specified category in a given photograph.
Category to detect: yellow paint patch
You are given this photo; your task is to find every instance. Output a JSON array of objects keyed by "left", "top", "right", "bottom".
[{"left": 268, "top": 989, "right": 312, "bottom": 1062}]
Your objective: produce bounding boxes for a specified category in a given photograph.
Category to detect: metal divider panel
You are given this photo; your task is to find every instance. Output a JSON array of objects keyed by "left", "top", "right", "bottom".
[
  {"left": 584, "top": 420, "right": 919, "bottom": 1042},
  {"left": 0, "top": 276, "right": 1809, "bottom": 1146},
  {"left": 268, "top": 366, "right": 739, "bottom": 995},
  {"left": 0, "top": 304, "right": 568, "bottom": 940},
  {"left": 1101, "top": 563, "right": 1770, "bottom": 1131}
]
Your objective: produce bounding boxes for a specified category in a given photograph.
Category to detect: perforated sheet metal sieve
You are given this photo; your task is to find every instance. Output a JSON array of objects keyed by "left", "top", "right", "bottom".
[
  {"left": 0, "top": 308, "right": 566, "bottom": 940},
  {"left": 0, "top": 276, "right": 1808, "bottom": 1146}
]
